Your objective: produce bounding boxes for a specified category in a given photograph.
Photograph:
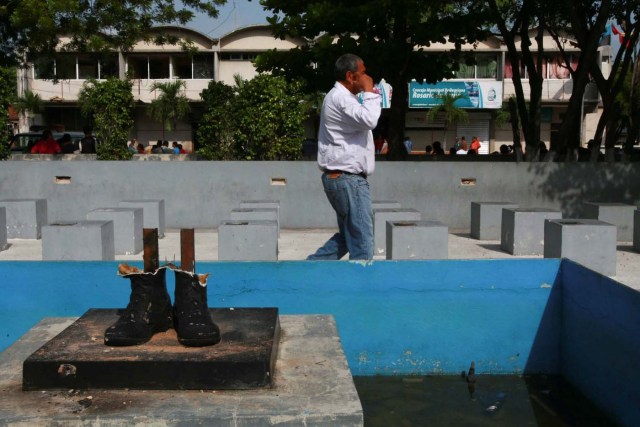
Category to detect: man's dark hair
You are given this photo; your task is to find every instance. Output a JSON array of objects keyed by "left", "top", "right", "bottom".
[
  {"left": 83, "top": 125, "right": 92, "bottom": 135},
  {"left": 335, "top": 54, "right": 363, "bottom": 81}
]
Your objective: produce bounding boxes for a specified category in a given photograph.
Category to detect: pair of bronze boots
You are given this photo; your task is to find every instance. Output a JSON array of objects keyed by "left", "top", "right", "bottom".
[{"left": 104, "top": 264, "right": 221, "bottom": 347}]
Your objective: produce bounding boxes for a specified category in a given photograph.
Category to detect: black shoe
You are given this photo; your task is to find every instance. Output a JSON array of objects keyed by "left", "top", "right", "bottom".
[
  {"left": 104, "top": 265, "right": 173, "bottom": 346},
  {"left": 173, "top": 270, "right": 221, "bottom": 347}
]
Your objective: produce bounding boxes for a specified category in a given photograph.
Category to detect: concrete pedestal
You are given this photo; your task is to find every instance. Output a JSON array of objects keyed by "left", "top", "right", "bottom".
[
  {"left": 501, "top": 208, "right": 562, "bottom": 255},
  {"left": 470, "top": 202, "right": 519, "bottom": 240},
  {"left": 42, "top": 220, "right": 115, "bottom": 261},
  {"left": 372, "top": 200, "right": 401, "bottom": 210},
  {"left": 231, "top": 208, "right": 280, "bottom": 236},
  {"left": 0, "top": 207, "right": 6, "bottom": 251},
  {"left": 584, "top": 202, "right": 637, "bottom": 242},
  {"left": 374, "top": 209, "right": 421, "bottom": 256},
  {"left": 386, "top": 220, "right": 448, "bottom": 260},
  {"left": 240, "top": 200, "right": 280, "bottom": 232},
  {"left": 86, "top": 207, "right": 143, "bottom": 255},
  {"left": 118, "top": 199, "right": 165, "bottom": 238},
  {"left": 1, "top": 315, "right": 362, "bottom": 426},
  {"left": 218, "top": 220, "right": 278, "bottom": 261},
  {"left": 544, "top": 219, "right": 616, "bottom": 276},
  {"left": 0, "top": 198, "right": 47, "bottom": 239}
]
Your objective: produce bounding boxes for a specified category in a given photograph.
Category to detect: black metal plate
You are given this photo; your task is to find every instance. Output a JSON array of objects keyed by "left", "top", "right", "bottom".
[{"left": 23, "top": 308, "right": 280, "bottom": 390}]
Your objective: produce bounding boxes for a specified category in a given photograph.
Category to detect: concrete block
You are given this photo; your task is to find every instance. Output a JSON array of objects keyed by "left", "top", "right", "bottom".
[
  {"left": 218, "top": 220, "right": 278, "bottom": 261},
  {"left": 584, "top": 202, "right": 637, "bottom": 242},
  {"left": 544, "top": 219, "right": 616, "bottom": 276},
  {"left": 0, "top": 198, "right": 47, "bottom": 239},
  {"left": 240, "top": 200, "right": 280, "bottom": 231},
  {"left": 0, "top": 208, "right": 6, "bottom": 251},
  {"left": 374, "top": 208, "right": 421, "bottom": 256},
  {"left": 386, "top": 220, "right": 448, "bottom": 260},
  {"left": 501, "top": 208, "right": 562, "bottom": 255},
  {"left": 635, "top": 209, "right": 640, "bottom": 253},
  {"left": 42, "top": 220, "right": 115, "bottom": 261},
  {"left": 372, "top": 200, "right": 401, "bottom": 210},
  {"left": 231, "top": 208, "right": 279, "bottom": 236},
  {"left": 470, "top": 202, "right": 519, "bottom": 240},
  {"left": 86, "top": 207, "right": 143, "bottom": 255},
  {"left": 118, "top": 199, "right": 165, "bottom": 238}
]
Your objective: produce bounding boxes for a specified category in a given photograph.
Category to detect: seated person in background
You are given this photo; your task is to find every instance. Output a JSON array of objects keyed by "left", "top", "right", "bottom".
[
  {"left": 128, "top": 140, "right": 138, "bottom": 154},
  {"left": 178, "top": 143, "right": 187, "bottom": 154},
  {"left": 172, "top": 141, "right": 180, "bottom": 154},
  {"left": 79, "top": 125, "right": 97, "bottom": 154},
  {"left": 470, "top": 136, "right": 481, "bottom": 153},
  {"left": 432, "top": 141, "right": 445, "bottom": 156},
  {"left": 136, "top": 143, "right": 146, "bottom": 154},
  {"left": 31, "top": 130, "right": 61, "bottom": 154},
  {"left": 425, "top": 145, "right": 433, "bottom": 155},
  {"left": 499, "top": 144, "right": 512, "bottom": 155},
  {"left": 162, "top": 140, "right": 172, "bottom": 153},
  {"left": 58, "top": 133, "right": 75, "bottom": 154},
  {"left": 456, "top": 139, "right": 468, "bottom": 155},
  {"left": 151, "top": 140, "right": 164, "bottom": 154}
]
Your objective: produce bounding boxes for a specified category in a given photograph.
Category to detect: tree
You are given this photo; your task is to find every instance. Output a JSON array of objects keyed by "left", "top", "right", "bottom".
[
  {"left": 485, "top": 0, "right": 555, "bottom": 161},
  {"left": 255, "top": 0, "right": 489, "bottom": 159},
  {"left": 545, "top": 0, "right": 613, "bottom": 160},
  {"left": 426, "top": 93, "right": 469, "bottom": 148},
  {"left": 13, "top": 89, "right": 43, "bottom": 131},
  {"left": 197, "top": 74, "right": 310, "bottom": 160},
  {"left": 233, "top": 74, "right": 310, "bottom": 160},
  {"left": 78, "top": 78, "right": 134, "bottom": 160},
  {"left": 3, "top": 0, "right": 225, "bottom": 66},
  {"left": 0, "top": 66, "right": 16, "bottom": 160},
  {"left": 196, "top": 80, "right": 237, "bottom": 160},
  {"left": 148, "top": 80, "right": 190, "bottom": 141}
]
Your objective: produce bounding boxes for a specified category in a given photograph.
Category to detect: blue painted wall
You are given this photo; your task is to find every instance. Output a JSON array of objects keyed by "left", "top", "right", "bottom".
[
  {"left": 1, "top": 259, "right": 561, "bottom": 376},
  {"left": 559, "top": 260, "right": 640, "bottom": 427}
]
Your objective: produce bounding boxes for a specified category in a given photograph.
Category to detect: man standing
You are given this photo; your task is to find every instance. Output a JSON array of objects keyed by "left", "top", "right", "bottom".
[{"left": 307, "top": 54, "right": 381, "bottom": 260}]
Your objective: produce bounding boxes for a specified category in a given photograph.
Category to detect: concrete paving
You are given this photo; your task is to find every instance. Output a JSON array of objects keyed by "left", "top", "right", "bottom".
[{"left": 1, "top": 227, "right": 639, "bottom": 290}]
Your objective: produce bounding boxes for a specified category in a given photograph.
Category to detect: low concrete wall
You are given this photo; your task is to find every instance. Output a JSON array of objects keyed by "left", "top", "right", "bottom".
[{"left": 1, "top": 160, "right": 639, "bottom": 229}]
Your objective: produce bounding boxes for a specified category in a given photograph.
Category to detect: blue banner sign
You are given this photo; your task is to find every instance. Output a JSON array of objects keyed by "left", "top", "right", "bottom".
[{"left": 409, "top": 81, "right": 503, "bottom": 109}]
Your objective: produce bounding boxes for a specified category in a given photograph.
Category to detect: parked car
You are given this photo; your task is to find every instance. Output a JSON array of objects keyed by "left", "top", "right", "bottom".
[{"left": 8, "top": 131, "right": 85, "bottom": 153}]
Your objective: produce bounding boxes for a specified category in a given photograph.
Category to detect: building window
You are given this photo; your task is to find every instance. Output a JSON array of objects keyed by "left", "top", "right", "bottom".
[
  {"left": 193, "top": 54, "right": 214, "bottom": 79},
  {"left": 128, "top": 56, "right": 149, "bottom": 79},
  {"left": 99, "top": 54, "right": 119, "bottom": 79},
  {"left": 149, "top": 55, "right": 170, "bottom": 79},
  {"left": 78, "top": 54, "right": 98, "bottom": 79},
  {"left": 56, "top": 54, "right": 76, "bottom": 80},
  {"left": 220, "top": 52, "right": 258, "bottom": 61},
  {"left": 173, "top": 55, "right": 192, "bottom": 79},
  {"left": 505, "top": 54, "right": 579, "bottom": 80},
  {"left": 454, "top": 54, "right": 498, "bottom": 79}
]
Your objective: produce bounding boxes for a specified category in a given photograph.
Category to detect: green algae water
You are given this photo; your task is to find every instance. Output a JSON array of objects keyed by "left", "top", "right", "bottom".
[{"left": 354, "top": 375, "right": 618, "bottom": 426}]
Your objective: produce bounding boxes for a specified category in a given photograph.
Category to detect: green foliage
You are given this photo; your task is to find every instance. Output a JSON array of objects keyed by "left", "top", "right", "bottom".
[
  {"left": 0, "top": 66, "right": 16, "bottom": 160},
  {"left": 197, "top": 74, "right": 310, "bottom": 160},
  {"left": 78, "top": 78, "right": 134, "bottom": 160},
  {"left": 197, "top": 81, "right": 237, "bottom": 160},
  {"left": 13, "top": 89, "right": 43, "bottom": 115},
  {"left": 4, "top": 0, "right": 225, "bottom": 65},
  {"left": 426, "top": 93, "right": 469, "bottom": 145},
  {"left": 148, "top": 80, "right": 190, "bottom": 139}
]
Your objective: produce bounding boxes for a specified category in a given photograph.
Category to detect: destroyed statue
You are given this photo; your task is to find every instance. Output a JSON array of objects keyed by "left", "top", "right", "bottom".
[{"left": 104, "top": 263, "right": 221, "bottom": 347}]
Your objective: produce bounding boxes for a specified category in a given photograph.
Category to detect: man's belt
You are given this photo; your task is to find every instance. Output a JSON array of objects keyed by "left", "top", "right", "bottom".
[{"left": 324, "top": 170, "right": 367, "bottom": 179}]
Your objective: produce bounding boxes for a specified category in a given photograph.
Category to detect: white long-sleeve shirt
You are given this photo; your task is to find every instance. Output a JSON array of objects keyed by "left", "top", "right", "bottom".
[{"left": 317, "top": 82, "right": 381, "bottom": 176}]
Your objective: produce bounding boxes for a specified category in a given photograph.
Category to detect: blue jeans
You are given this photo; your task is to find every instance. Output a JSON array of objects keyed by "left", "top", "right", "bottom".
[{"left": 307, "top": 172, "right": 373, "bottom": 260}]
